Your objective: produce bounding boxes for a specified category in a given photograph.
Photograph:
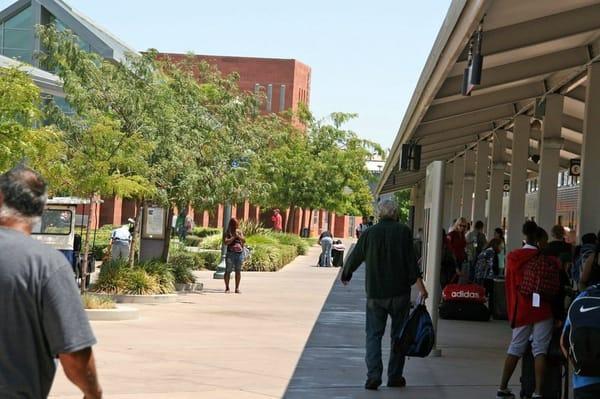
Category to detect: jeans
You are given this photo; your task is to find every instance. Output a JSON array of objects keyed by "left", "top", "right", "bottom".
[
  {"left": 366, "top": 294, "right": 411, "bottom": 382},
  {"left": 320, "top": 237, "right": 333, "bottom": 267},
  {"left": 111, "top": 242, "right": 130, "bottom": 260}
]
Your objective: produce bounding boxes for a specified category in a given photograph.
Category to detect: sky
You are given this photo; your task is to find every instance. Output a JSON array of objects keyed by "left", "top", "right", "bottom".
[{"left": 1, "top": 0, "right": 452, "bottom": 150}]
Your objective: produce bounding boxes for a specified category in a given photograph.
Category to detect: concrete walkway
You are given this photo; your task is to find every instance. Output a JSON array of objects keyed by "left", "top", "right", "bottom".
[
  {"left": 50, "top": 244, "right": 340, "bottom": 398},
  {"left": 284, "top": 266, "right": 517, "bottom": 399}
]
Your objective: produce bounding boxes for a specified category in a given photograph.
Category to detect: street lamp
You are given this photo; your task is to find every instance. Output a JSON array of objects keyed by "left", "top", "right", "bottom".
[{"left": 213, "top": 201, "right": 232, "bottom": 279}]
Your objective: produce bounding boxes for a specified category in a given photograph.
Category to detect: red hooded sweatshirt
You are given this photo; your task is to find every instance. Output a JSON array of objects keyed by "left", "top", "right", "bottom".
[{"left": 505, "top": 246, "right": 559, "bottom": 328}]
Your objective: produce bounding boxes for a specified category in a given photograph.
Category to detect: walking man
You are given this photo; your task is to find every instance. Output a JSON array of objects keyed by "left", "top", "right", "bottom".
[
  {"left": 0, "top": 165, "right": 102, "bottom": 398},
  {"left": 341, "top": 199, "right": 428, "bottom": 390}
]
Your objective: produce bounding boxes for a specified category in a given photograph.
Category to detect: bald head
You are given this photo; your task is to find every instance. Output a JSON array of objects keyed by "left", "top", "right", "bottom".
[{"left": 0, "top": 165, "right": 47, "bottom": 221}]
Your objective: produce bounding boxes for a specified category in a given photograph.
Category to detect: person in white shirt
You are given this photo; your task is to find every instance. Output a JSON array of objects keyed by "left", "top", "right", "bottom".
[{"left": 111, "top": 224, "right": 131, "bottom": 260}]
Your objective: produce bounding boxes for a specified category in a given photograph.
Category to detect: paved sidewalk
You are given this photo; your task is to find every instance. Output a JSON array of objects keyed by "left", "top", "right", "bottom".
[
  {"left": 284, "top": 265, "right": 517, "bottom": 399},
  {"left": 50, "top": 244, "right": 340, "bottom": 398}
]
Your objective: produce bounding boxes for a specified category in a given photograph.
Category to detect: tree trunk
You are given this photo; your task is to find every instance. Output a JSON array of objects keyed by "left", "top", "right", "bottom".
[
  {"left": 284, "top": 204, "right": 293, "bottom": 233},
  {"left": 161, "top": 205, "right": 174, "bottom": 262},
  {"left": 308, "top": 209, "right": 315, "bottom": 234},
  {"left": 80, "top": 195, "right": 94, "bottom": 294},
  {"left": 298, "top": 208, "right": 304, "bottom": 236},
  {"left": 128, "top": 200, "right": 142, "bottom": 267}
]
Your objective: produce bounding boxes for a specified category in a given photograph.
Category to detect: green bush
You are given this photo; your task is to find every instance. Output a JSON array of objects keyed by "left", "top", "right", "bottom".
[
  {"left": 195, "top": 251, "right": 220, "bottom": 270},
  {"left": 184, "top": 235, "right": 202, "bottom": 247},
  {"left": 136, "top": 260, "right": 175, "bottom": 294},
  {"left": 243, "top": 243, "right": 298, "bottom": 272},
  {"left": 92, "top": 258, "right": 175, "bottom": 295},
  {"left": 245, "top": 234, "right": 279, "bottom": 246},
  {"left": 191, "top": 227, "right": 222, "bottom": 237},
  {"left": 124, "top": 269, "right": 160, "bottom": 295},
  {"left": 82, "top": 293, "right": 116, "bottom": 309},
  {"left": 170, "top": 252, "right": 205, "bottom": 270},
  {"left": 199, "top": 234, "right": 223, "bottom": 250},
  {"left": 171, "top": 263, "right": 196, "bottom": 284},
  {"left": 271, "top": 233, "right": 309, "bottom": 255},
  {"left": 239, "top": 220, "right": 269, "bottom": 236}
]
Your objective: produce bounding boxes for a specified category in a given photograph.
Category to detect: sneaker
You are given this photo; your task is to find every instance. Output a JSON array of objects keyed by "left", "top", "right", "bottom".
[
  {"left": 496, "top": 389, "right": 515, "bottom": 399},
  {"left": 364, "top": 379, "right": 381, "bottom": 390},
  {"left": 531, "top": 395, "right": 543, "bottom": 399}
]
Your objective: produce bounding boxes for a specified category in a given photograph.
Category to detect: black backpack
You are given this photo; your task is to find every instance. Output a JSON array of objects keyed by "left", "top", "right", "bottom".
[
  {"left": 393, "top": 302, "right": 435, "bottom": 357},
  {"left": 566, "top": 285, "right": 600, "bottom": 376}
]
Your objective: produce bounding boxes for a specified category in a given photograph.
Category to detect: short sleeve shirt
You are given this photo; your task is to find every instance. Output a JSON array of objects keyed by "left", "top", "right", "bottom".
[{"left": 0, "top": 227, "right": 96, "bottom": 398}]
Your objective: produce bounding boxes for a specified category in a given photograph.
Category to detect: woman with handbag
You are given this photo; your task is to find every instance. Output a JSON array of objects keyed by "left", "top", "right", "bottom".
[
  {"left": 447, "top": 217, "right": 468, "bottom": 283},
  {"left": 496, "top": 221, "right": 561, "bottom": 399},
  {"left": 224, "top": 218, "right": 245, "bottom": 294}
]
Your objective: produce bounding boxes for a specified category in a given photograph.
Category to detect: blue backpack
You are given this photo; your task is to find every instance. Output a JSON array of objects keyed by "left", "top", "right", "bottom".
[
  {"left": 566, "top": 285, "right": 600, "bottom": 376},
  {"left": 394, "top": 302, "right": 435, "bottom": 357}
]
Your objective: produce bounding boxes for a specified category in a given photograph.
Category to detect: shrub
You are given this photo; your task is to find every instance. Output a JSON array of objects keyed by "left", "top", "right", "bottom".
[
  {"left": 191, "top": 227, "right": 222, "bottom": 237},
  {"left": 170, "top": 252, "right": 205, "bottom": 271},
  {"left": 171, "top": 263, "right": 196, "bottom": 284},
  {"left": 239, "top": 220, "right": 268, "bottom": 236},
  {"left": 93, "top": 259, "right": 129, "bottom": 294},
  {"left": 272, "top": 233, "right": 309, "bottom": 255},
  {"left": 124, "top": 269, "right": 160, "bottom": 295},
  {"left": 199, "top": 234, "right": 223, "bottom": 250},
  {"left": 245, "top": 234, "right": 279, "bottom": 246},
  {"left": 136, "top": 260, "right": 175, "bottom": 294},
  {"left": 184, "top": 235, "right": 202, "bottom": 247},
  {"left": 195, "top": 251, "right": 221, "bottom": 270},
  {"left": 82, "top": 293, "right": 116, "bottom": 309},
  {"left": 243, "top": 244, "right": 297, "bottom": 272}
]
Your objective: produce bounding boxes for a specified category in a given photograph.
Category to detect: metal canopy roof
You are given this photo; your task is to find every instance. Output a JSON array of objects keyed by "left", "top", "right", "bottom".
[
  {"left": 0, "top": 54, "right": 63, "bottom": 96},
  {"left": 377, "top": 0, "right": 600, "bottom": 195}
]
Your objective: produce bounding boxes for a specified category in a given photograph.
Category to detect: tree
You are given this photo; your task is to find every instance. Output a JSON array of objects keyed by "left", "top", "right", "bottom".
[{"left": 394, "top": 189, "right": 411, "bottom": 224}]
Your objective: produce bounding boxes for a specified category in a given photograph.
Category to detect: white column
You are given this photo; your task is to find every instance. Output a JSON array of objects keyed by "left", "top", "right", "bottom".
[
  {"left": 487, "top": 130, "right": 507, "bottom": 238},
  {"left": 451, "top": 157, "right": 465, "bottom": 223},
  {"left": 507, "top": 116, "right": 530, "bottom": 251},
  {"left": 472, "top": 141, "right": 490, "bottom": 224},
  {"left": 414, "top": 181, "right": 426, "bottom": 231},
  {"left": 443, "top": 162, "right": 454, "bottom": 230},
  {"left": 536, "top": 94, "right": 564, "bottom": 231},
  {"left": 578, "top": 63, "right": 600, "bottom": 237},
  {"left": 461, "top": 150, "right": 476, "bottom": 222}
]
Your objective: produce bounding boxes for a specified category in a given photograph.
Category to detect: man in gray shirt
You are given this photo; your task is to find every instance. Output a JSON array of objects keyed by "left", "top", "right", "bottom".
[{"left": 0, "top": 165, "right": 102, "bottom": 398}]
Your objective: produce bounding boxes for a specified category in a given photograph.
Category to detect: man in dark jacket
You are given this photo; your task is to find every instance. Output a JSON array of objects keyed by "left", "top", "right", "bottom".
[{"left": 341, "top": 199, "right": 428, "bottom": 391}]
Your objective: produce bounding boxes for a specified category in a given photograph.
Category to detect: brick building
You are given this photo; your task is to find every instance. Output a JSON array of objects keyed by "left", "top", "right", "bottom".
[{"left": 159, "top": 53, "right": 311, "bottom": 115}]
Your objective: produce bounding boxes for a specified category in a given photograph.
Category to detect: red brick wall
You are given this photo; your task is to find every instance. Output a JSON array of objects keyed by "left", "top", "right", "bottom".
[{"left": 158, "top": 53, "right": 311, "bottom": 115}]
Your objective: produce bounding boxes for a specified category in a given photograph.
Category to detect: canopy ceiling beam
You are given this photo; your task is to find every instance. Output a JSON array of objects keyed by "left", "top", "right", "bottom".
[
  {"left": 416, "top": 104, "right": 514, "bottom": 136},
  {"left": 437, "top": 47, "right": 589, "bottom": 99},
  {"left": 457, "top": 3, "right": 600, "bottom": 61}
]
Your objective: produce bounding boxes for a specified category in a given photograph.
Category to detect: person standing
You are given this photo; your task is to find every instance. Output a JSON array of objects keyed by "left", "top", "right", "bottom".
[
  {"left": 271, "top": 209, "right": 283, "bottom": 232},
  {"left": 447, "top": 217, "right": 468, "bottom": 281},
  {"left": 318, "top": 229, "right": 333, "bottom": 267},
  {"left": 224, "top": 217, "right": 245, "bottom": 294},
  {"left": 355, "top": 216, "right": 369, "bottom": 239},
  {"left": 0, "top": 165, "right": 101, "bottom": 398},
  {"left": 341, "top": 200, "right": 428, "bottom": 391},
  {"left": 496, "top": 221, "right": 560, "bottom": 399},
  {"left": 110, "top": 223, "right": 132, "bottom": 260},
  {"left": 465, "top": 220, "right": 487, "bottom": 280}
]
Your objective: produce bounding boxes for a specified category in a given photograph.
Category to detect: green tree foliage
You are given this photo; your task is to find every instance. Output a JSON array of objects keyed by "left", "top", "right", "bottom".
[{"left": 394, "top": 189, "right": 412, "bottom": 224}]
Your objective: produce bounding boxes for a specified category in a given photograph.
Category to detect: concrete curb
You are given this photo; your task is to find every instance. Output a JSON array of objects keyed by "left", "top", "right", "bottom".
[
  {"left": 86, "top": 305, "right": 139, "bottom": 321},
  {"left": 113, "top": 294, "right": 178, "bottom": 304},
  {"left": 175, "top": 282, "right": 204, "bottom": 292}
]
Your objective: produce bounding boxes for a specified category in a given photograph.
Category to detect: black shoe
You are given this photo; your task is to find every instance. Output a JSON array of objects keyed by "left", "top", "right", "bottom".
[
  {"left": 364, "top": 379, "right": 382, "bottom": 390},
  {"left": 387, "top": 376, "right": 406, "bottom": 388},
  {"left": 496, "top": 389, "right": 515, "bottom": 399}
]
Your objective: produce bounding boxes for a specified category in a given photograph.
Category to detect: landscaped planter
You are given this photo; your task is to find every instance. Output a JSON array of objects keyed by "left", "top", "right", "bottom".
[
  {"left": 86, "top": 305, "right": 139, "bottom": 321},
  {"left": 112, "top": 293, "right": 178, "bottom": 304},
  {"left": 175, "top": 282, "right": 204, "bottom": 292}
]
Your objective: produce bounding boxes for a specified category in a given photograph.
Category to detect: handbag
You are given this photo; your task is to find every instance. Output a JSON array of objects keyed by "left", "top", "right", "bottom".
[
  {"left": 231, "top": 241, "right": 243, "bottom": 253},
  {"left": 519, "top": 252, "right": 560, "bottom": 299}
]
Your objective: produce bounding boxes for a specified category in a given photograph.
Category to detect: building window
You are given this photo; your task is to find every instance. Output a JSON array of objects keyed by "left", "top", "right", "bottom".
[
  {"left": 0, "top": 6, "right": 34, "bottom": 64},
  {"left": 279, "top": 84, "right": 286, "bottom": 112},
  {"left": 266, "top": 84, "right": 273, "bottom": 112}
]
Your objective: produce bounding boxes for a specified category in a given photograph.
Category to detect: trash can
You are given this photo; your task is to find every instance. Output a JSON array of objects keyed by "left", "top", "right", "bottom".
[
  {"left": 332, "top": 248, "right": 344, "bottom": 267},
  {"left": 301, "top": 228, "right": 310, "bottom": 238}
]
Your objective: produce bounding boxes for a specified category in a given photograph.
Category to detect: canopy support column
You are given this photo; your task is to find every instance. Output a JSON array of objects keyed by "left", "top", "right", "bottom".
[
  {"left": 487, "top": 131, "right": 507, "bottom": 238},
  {"left": 507, "top": 116, "right": 530, "bottom": 251},
  {"left": 578, "top": 63, "right": 600, "bottom": 237},
  {"left": 451, "top": 157, "right": 465, "bottom": 223},
  {"left": 536, "top": 94, "right": 564, "bottom": 231},
  {"left": 461, "top": 150, "right": 476, "bottom": 222},
  {"left": 473, "top": 140, "right": 490, "bottom": 224},
  {"left": 443, "top": 162, "right": 454, "bottom": 230}
]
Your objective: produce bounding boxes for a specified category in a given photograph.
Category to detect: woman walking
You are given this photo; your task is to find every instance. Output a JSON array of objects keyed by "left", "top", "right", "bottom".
[{"left": 224, "top": 218, "right": 245, "bottom": 293}]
